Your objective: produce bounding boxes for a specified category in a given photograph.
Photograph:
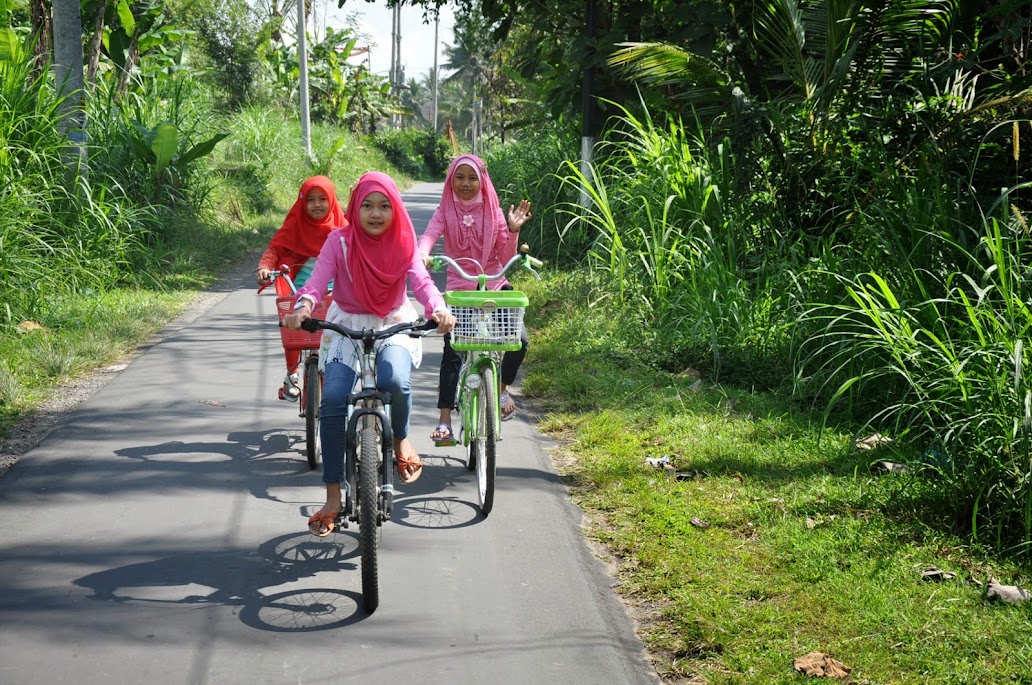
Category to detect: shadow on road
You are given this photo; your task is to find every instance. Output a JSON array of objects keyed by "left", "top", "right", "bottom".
[{"left": 71, "top": 532, "right": 370, "bottom": 632}]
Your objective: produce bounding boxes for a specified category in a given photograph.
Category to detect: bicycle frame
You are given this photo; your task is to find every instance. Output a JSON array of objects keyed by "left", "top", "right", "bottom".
[
  {"left": 297, "top": 315, "right": 437, "bottom": 612},
  {"left": 342, "top": 333, "right": 397, "bottom": 523},
  {"left": 428, "top": 247, "right": 541, "bottom": 514},
  {"left": 261, "top": 265, "right": 323, "bottom": 468}
]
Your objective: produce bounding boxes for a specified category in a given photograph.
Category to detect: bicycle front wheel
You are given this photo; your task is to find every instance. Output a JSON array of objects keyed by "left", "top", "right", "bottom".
[
  {"left": 475, "top": 365, "right": 497, "bottom": 515},
  {"left": 303, "top": 355, "right": 321, "bottom": 469},
  {"left": 358, "top": 423, "right": 380, "bottom": 613}
]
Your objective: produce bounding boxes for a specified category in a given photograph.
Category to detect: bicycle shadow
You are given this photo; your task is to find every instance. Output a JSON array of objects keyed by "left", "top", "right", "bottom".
[
  {"left": 389, "top": 454, "right": 485, "bottom": 529},
  {"left": 72, "top": 532, "right": 369, "bottom": 632},
  {"left": 113, "top": 429, "right": 315, "bottom": 503}
]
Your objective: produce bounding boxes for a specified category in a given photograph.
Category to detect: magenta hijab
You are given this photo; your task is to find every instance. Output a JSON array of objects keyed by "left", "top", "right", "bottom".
[
  {"left": 439, "top": 154, "right": 507, "bottom": 269},
  {"left": 342, "top": 171, "right": 417, "bottom": 318}
]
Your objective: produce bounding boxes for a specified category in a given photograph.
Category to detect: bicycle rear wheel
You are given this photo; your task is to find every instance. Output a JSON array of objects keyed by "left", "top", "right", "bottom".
[
  {"left": 303, "top": 355, "right": 321, "bottom": 469},
  {"left": 358, "top": 422, "right": 380, "bottom": 613},
  {"left": 475, "top": 366, "right": 497, "bottom": 515}
]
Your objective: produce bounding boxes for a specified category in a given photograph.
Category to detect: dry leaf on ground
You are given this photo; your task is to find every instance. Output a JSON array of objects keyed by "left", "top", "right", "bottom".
[
  {"left": 987, "top": 579, "right": 1032, "bottom": 604},
  {"left": 920, "top": 567, "right": 957, "bottom": 582},
  {"left": 16, "top": 320, "right": 46, "bottom": 334},
  {"left": 870, "top": 460, "right": 910, "bottom": 474},
  {"left": 794, "top": 652, "right": 852, "bottom": 679},
  {"left": 855, "top": 433, "right": 894, "bottom": 450}
]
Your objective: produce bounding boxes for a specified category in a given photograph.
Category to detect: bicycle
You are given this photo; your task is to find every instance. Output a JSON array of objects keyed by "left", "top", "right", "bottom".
[
  {"left": 294, "top": 315, "right": 438, "bottom": 614},
  {"left": 427, "top": 246, "right": 542, "bottom": 515},
  {"left": 259, "top": 265, "right": 331, "bottom": 470}
]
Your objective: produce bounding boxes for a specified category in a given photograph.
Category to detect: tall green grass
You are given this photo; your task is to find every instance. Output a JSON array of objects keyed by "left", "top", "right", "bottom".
[
  {"left": 484, "top": 120, "right": 580, "bottom": 264},
  {"left": 0, "top": 41, "right": 157, "bottom": 323},
  {"left": 801, "top": 211, "right": 1032, "bottom": 554},
  {"left": 554, "top": 102, "right": 794, "bottom": 385}
]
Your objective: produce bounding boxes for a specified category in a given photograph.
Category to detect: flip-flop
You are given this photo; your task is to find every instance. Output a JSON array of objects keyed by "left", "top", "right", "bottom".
[
  {"left": 431, "top": 423, "right": 455, "bottom": 444},
  {"left": 500, "top": 392, "right": 516, "bottom": 421},
  {"left": 396, "top": 452, "right": 423, "bottom": 484},
  {"left": 307, "top": 511, "right": 337, "bottom": 537}
]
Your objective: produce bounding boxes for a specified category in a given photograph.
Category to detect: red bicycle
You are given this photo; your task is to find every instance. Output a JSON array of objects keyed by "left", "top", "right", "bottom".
[{"left": 259, "top": 265, "right": 331, "bottom": 469}]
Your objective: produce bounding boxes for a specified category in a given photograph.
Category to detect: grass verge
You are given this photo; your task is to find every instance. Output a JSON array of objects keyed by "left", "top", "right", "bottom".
[{"left": 516, "top": 270, "right": 1032, "bottom": 685}]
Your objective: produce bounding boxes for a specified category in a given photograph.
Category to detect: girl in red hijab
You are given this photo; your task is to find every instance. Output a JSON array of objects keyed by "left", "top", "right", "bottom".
[
  {"left": 283, "top": 171, "right": 456, "bottom": 536},
  {"left": 257, "top": 175, "right": 345, "bottom": 400}
]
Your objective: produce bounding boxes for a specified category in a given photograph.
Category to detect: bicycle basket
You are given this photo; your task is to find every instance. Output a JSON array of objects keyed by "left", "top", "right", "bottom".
[
  {"left": 276, "top": 295, "right": 332, "bottom": 351},
  {"left": 444, "top": 290, "right": 528, "bottom": 351}
]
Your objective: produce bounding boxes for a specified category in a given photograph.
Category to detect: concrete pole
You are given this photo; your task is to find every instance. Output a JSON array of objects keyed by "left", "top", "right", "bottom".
[
  {"left": 297, "top": 0, "right": 313, "bottom": 161},
  {"left": 432, "top": 11, "right": 439, "bottom": 133}
]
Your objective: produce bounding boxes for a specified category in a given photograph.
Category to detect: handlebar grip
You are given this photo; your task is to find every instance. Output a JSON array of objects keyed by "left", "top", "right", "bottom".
[
  {"left": 301, "top": 318, "right": 322, "bottom": 333},
  {"left": 528, "top": 256, "right": 543, "bottom": 268}
]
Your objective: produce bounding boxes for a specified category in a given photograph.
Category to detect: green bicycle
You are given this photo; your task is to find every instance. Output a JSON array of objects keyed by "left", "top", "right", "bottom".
[{"left": 429, "top": 246, "right": 541, "bottom": 515}]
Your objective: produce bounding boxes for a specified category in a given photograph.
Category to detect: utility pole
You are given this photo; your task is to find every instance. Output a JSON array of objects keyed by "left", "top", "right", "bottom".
[
  {"left": 432, "top": 9, "right": 439, "bottom": 133},
  {"left": 297, "top": 0, "right": 313, "bottom": 161},
  {"left": 390, "top": 2, "right": 402, "bottom": 129}
]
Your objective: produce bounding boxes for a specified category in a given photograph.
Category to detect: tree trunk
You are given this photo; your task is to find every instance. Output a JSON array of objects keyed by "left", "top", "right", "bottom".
[
  {"left": 85, "top": 0, "right": 108, "bottom": 88},
  {"left": 28, "top": 0, "right": 51, "bottom": 81},
  {"left": 115, "top": 33, "right": 140, "bottom": 96},
  {"left": 51, "top": 0, "right": 87, "bottom": 174}
]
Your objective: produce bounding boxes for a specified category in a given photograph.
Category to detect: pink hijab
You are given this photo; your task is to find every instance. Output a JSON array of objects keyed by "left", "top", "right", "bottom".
[
  {"left": 342, "top": 172, "right": 416, "bottom": 318},
  {"left": 439, "top": 154, "right": 507, "bottom": 269}
]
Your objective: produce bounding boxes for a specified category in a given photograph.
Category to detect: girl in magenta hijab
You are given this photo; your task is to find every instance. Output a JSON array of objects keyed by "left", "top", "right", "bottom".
[
  {"left": 284, "top": 171, "right": 456, "bottom": 537},
  {"left": 417, "top": 154, "right": 532, "bottom": 443}
]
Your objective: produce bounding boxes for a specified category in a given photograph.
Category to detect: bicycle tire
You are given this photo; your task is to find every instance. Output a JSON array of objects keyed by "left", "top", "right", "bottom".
[
  {"left": 358, "top": 422, "right": 380, "bottom": 613},
  {"left": 476, "top": 365, "right": 497, "bottom": 515},
  {"left": 303, "top": 356, "right": 321, "bottom": 469}
]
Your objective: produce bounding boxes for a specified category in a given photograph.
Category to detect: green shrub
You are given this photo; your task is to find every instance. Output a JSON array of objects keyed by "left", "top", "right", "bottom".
[{"left": 372, "top": 127, "right": 450, "bottom": 179}]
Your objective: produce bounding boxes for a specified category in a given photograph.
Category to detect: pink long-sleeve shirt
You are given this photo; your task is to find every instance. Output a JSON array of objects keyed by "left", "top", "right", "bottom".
[
  {"left": 417, "top": 205, "right": 519, "bottom": 291},
  {"left": 296, "top": 228, "right": 446, "bottom": 318}
]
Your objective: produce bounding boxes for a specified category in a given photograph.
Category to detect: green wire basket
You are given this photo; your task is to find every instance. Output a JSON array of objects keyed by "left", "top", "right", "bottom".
[{"left": 444, "top": 290, "right": 529, "bottom": 351}]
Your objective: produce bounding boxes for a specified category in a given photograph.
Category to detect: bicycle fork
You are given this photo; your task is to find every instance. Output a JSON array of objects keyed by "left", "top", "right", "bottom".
[
  {"left": 459, "top": 354, "right": 502, "bottom": 445},
  {"left": 345, "top": 394, "right": 395, "bottom": 525}
]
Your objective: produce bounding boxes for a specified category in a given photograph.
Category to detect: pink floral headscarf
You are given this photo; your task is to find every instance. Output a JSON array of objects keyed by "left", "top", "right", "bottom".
[{"left": 439, "top": 154, "right": 507, "bottom": 270}]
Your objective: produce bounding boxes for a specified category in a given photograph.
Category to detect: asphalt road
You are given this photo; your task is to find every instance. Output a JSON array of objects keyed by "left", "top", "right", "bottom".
[{"left": 0, "top": 182, "right": 660, "bottom": 685}]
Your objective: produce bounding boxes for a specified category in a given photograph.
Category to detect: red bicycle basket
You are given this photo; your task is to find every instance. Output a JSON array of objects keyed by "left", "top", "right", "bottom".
[{"left": 276, "top": 295, "right": 332, "bottom": 351}]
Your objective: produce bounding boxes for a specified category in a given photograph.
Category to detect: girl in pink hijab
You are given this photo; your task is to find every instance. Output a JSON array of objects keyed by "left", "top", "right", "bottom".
[
  {"left": 417, "top": 154, "right": 532, "bottom": 443},
  {"left": 284, "top": 171, "right": 456, "bottom": 537}
]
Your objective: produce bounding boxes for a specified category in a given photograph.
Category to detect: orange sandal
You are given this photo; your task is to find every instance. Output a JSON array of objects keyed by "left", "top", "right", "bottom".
[
  {"left": 396, "top": 452, "right": 423, "bottom": 484},
  {"left": 307, "top": 511, "right": 337, "bottom": 537}
]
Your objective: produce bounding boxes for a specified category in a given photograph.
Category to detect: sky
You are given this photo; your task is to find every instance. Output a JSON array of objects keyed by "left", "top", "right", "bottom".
[{"left": 315, "top": 0, "right": 456, "bottom": 81}]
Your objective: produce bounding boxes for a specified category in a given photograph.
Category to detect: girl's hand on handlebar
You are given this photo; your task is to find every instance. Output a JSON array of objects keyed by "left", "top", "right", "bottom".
[
  {"left": 431, "top": 308, "right": 456, "bottom": 334},
  {"left": 283, "top": 304, "right": 312, "bottom": 330},
  {"left": 256, "top": 268, "right": 272, "bottom": 286}
]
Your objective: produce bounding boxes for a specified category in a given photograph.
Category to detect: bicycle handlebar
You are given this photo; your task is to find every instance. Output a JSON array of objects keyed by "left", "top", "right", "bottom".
[
  {"left": 257, "top": 264, "right": 296, "bottom": 294},
  {"left": 428, "top": 246, "right": 542, "bottom": 283},
  {"left": 294, "top": 317, "right": 438, "bottom": 340}
]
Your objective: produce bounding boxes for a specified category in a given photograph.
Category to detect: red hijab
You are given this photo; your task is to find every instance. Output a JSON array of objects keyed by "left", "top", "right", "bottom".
[
  {"left": 269, "top": 175, "right": 345, "bottom": 257},
  {"left": 439, "top": 154, "right": 506, "bottom": 269},
  {"left": 343, "top": 172, "right": 416, "bottom": 318}
]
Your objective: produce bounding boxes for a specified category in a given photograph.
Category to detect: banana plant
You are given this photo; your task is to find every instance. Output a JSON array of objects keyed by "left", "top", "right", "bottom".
[{"left": 124, "top": 119, "right": 228, "bottom": 201}]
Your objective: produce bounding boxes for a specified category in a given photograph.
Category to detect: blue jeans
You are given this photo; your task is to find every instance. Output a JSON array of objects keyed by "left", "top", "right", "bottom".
[{"left": 320, "top": 344, "right": 413, "bottom": 484}]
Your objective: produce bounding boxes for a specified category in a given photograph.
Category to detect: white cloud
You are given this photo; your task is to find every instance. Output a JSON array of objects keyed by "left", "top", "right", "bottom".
[{"left": 315, "top": 0, "right": 455, "bottom": 80}]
